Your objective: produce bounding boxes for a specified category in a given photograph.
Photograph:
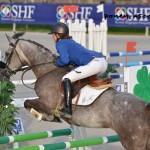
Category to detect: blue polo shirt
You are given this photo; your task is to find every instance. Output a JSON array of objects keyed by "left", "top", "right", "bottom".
[{"left": 56, "top": 39, "right": 104, "bottom": 67}]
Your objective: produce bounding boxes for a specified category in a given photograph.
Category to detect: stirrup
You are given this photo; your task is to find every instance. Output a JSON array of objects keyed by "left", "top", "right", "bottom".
[{"left": 59, "top": 108, "right": 72, "bottom": 119}]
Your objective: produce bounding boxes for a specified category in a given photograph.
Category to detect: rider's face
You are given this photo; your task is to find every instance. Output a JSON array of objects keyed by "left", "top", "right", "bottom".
[
  {"left": 52, "top": 33, "right": 57, "bottom": 43},
  {"left": 52, "top": 33, "right": 61, "bottom": 43}
]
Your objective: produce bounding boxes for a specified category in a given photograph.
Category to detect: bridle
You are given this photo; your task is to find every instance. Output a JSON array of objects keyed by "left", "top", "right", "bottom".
[
  {"left": 5, "top": 37, "right": 26, "bottom": 73},
  {"left": 5, "top": 38, "right": 55, "bottom": 89}
]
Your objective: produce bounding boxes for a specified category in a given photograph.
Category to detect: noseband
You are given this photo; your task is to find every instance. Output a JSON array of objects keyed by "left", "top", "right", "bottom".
[{"left": 6, "top": 39, "right": 26, "bottom": 74}]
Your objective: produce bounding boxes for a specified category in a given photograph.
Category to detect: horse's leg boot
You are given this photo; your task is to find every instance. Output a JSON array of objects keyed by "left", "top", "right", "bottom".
[{"left": 59, "top": 78, "right": 72, "bottom": 119}]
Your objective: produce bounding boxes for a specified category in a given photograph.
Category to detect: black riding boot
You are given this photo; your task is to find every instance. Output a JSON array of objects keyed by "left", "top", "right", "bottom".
[{"left": 59, "top": 78, "right": 72, "bottom": 118}]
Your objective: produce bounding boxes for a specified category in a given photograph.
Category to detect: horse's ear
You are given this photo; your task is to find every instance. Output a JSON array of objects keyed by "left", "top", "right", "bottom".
[
  {"left": 12, "top": 32, "right": 25, "bottom": 39},
  {"left": 5, "top": 33, "right": 13, "bottom": 44}
]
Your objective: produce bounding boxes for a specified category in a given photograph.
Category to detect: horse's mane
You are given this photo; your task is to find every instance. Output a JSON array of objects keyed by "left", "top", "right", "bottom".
[
  {"left": 11, "top": 32, "right": 53, "bottom": 55},
  {"left": 19, "top": 38, "right": 53, "bottom": 54}
]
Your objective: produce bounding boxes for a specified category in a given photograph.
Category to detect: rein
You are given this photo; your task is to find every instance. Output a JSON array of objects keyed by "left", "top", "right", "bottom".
[
  {"left": 6, "top": 39, "right": 25, "bottom": 69},
  {"left": 21, "top": 62, "right": 55, "bottom": 90}
]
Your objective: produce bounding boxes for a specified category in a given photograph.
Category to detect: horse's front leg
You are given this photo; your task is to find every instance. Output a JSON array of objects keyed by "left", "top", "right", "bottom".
[
  {"left": 24, "top": 99, "right": 61, "bottom": 122},
  {"left": 24, "top": 98, "right": 46, "bottom": 112}
]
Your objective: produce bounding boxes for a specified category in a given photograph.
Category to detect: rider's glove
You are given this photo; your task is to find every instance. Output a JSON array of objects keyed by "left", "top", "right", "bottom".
[{"left": 53, "top": 55, "right": 60, "bottom": 67}]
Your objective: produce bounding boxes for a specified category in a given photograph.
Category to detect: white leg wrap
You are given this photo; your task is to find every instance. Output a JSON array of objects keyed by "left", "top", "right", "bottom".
[{"left": 30, "top": 108, "right": 43, "bottom": 122}]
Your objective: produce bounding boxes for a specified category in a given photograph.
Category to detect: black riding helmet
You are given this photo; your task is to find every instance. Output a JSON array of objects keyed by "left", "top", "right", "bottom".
[{"left": 49, "top": 22, "right": 69, "bottom": 34}]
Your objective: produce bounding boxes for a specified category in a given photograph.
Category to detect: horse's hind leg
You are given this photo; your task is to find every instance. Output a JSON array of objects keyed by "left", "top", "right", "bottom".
[
  {"left": 118, "top": 130, "right": 149, "bottom": 150},
  {"left": 122, "top": 140, "right": 147, "bottom": 150}
]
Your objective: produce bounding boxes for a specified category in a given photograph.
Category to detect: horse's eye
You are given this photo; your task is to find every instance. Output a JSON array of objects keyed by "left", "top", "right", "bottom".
[{"left": 9, "top": 43, "right": 15, "bottom": 48}]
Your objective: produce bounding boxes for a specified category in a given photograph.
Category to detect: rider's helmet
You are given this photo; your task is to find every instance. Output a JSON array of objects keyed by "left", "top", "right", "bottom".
[{"left": 49, "top": 22, "right": 69, "bottom": 35}]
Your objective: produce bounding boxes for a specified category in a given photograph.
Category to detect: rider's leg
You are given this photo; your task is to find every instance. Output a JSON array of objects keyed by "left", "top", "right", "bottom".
[
  {"left": 63, "top": 57, "right": 108, "bottom": 82},
  {"left": 60, "top": 57, "right": 107, "bottom": 118},
  {"left": 59, "top": 78, "right": 72, "bottom": 118}
]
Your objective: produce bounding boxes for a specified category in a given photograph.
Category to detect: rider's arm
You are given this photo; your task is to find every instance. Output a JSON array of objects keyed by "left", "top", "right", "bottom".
[{"left": 55, "top": 43, "right": 69, "bottom": 66}]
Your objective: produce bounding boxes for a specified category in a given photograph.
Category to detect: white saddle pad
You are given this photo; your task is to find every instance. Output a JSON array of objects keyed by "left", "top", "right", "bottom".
[{"left": 72, "top": 85, "right": 108, "bottom": 106}]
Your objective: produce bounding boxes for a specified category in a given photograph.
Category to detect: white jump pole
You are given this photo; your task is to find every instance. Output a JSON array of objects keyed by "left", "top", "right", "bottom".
[
  {"left": 101, "top": 19, "right": 108, "bottom": 56},
  {"left": 88, "top": 19, "right": 94, "bottom": 50}
]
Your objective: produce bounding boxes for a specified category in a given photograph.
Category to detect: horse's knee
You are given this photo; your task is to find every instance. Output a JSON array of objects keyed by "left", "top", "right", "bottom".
[{"left": 24, "top": 99, "right": 44, "bottom": 111}]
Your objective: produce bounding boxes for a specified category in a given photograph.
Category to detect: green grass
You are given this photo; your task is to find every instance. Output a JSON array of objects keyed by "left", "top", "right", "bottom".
[
  {"left": 22, "top": 24, "right": 51, "bottom": 32},
  {"left": 0, "top": 24, "right": 51, "bottom": 32},
  {"left": 108, "top": 27, "right": 146, "bottom": 35},
  {"left": 0, "top": 24, "right": 147, "bottom": 35},
  {"left": 0, "top": 24, "right": 13, "bottom": 31}
]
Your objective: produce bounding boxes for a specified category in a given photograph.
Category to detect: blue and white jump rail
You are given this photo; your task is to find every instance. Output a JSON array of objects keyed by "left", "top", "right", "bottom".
[
  {"left": 109, "top": 74, "right": 124, "bottom": 79},
  {"left": 108, "top": 50, "right": 150, "bottom": 57},
  {"left": 107, "top": 50, "right": 150, "bottom": 79},
  {"left": 113, "top": 61, "right": 150, "bottom": 67}
]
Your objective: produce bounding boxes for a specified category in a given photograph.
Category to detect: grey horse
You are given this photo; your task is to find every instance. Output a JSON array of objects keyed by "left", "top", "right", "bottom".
[{"left": 5, "top": 32, "right": 150, "bottom": 150}]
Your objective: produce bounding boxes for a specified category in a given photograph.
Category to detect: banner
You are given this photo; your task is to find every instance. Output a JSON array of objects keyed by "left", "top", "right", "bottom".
[
  {"left": 0, "top": 3, "right": 57, "bottom": 24},
  {"left": 0, "top": 3, "right": 150, "bottom": 27},
  {"left": 105, "top": 5, "right": 150, "bottom": 27},
  {"left": 0, "top": 3, "right": 102, "bottom": 25}
]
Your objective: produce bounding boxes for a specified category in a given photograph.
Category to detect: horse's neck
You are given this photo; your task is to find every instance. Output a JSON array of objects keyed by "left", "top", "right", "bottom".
[
  {"left": 28, "top": 56, "right": 54, "bottom": 79},
  {"left": 20, "top": 41, "right": 54, "bottom": 78},
  {"left": 32, "top": 64, "right": 56, "bottom": 79}
]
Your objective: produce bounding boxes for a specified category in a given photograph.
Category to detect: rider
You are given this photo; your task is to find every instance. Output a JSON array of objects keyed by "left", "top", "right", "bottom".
[{"left": 49, "top": 22, "right": 108, "bottom": 118}]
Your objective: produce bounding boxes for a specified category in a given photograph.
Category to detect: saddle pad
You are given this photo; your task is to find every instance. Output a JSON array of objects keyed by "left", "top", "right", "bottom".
[{"left": 72, "top": 85, "right": 108, "bottom": 106}]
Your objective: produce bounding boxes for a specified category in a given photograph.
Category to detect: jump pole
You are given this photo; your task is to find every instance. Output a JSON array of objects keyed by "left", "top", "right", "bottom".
[
  {"left": 0, "top": 128, "right": 72, "bottom": 145},
  {"left": 7, "top": 135, "right": 119, "bottom": 150},
  {"left": 112, "top": 61, "right": 150, "bottom": 67},
  {"left": 108, "top": 50, "right": 150, "bottom": 57},
  {"left": 109, "top": 74, "right": 124, "bottom": 79}
]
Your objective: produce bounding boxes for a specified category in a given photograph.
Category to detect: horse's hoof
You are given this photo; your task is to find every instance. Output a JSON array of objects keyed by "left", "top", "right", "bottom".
[
  {"left": 29, "top": 108, "right": 62, "bottom": 123},
  {"left": 52, "top": 116, "right": 62, "bottom": 123},
  {"left": 41, "top": 113, "right": 62, "bottom": 123}
]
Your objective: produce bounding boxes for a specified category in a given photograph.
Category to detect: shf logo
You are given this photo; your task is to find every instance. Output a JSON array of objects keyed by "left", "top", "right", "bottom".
[
  {"left": 114, "top": 7, "right": 127, "bottom": 21},
  {"left": 0, "top": 4, "right": 35, "bottom": 19},
  {"left": 56, "top": 5, "right": 93, "bottom": 20},
  {"left": 0, "top": 4, "right": 12, "bottom": 17}
]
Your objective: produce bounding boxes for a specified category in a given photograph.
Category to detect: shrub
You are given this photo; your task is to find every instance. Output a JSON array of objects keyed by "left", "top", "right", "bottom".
[{"left": 0, "top": 69, "right": 19, "bottom": 137}]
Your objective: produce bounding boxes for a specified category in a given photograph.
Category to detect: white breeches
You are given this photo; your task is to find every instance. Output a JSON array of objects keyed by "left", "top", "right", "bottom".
[{"left": 62, "top": 57, "right": 108, "bottom": 83}]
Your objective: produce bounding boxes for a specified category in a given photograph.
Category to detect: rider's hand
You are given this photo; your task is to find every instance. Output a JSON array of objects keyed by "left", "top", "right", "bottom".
[{"left": 53, "top": 56, "right": 60, "bottom": 67}]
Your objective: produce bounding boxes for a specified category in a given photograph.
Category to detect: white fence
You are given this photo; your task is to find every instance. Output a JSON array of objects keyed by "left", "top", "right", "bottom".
[{"left": 88, "top": 19, "right": 107, "bottom": 56}]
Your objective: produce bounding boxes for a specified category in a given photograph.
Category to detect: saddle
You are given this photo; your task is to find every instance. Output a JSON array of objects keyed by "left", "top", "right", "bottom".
[
  {"left": 59, "top": 75, "right": 114, "bottom": 96},
  {"left": 87, "top": 76, "right": 114, "bottom": 89},
  {"left": 65, "top": 65, "right": 114, "bottom": 89}
]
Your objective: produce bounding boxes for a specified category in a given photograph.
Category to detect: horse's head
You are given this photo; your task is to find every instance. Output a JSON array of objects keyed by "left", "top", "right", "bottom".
[
  {"left": 5, "top": 32, "right": 29, "bottom": 72},
  {"left": 5, "top": 32, "right": 57, "bottom": 78}
]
